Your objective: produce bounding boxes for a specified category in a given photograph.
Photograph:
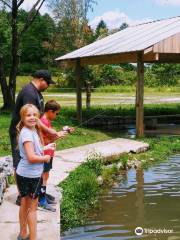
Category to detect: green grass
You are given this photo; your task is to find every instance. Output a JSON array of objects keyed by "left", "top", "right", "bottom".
[
  {"left": 60, "top": 162, "right": 100, "bottom": 232},
  {"left": 95, "top": 85, "right": 180, "bottom": 94},
  {"left": 0, "top": 113, "right": 12, "bottom": 156},
  {"left": 134, "top": 136, "right": 180, "bottom": 167},
  {"left": 1, "top": 76, "right": 180, "bottom": 95},
  {"left": 14, "top": 76, "right": 180, "bottom": 94}
]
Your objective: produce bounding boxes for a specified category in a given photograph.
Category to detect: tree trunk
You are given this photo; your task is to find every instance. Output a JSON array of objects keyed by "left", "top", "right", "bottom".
[{"left": 8, "top": 0, "right": 19, "bottom": 109}]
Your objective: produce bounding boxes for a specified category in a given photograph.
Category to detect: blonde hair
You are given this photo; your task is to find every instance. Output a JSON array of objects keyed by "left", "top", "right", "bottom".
[{"left": 16, "top": 104, "right": 43, "bottom": 145}]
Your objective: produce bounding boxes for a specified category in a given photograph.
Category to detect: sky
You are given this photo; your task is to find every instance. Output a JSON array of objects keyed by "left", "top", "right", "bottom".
[
  {"left": 88, "top": 0, "right": 180, "bottom": 29},
  {"left": 21, "top": 0, "right": 180, "bottom": 29}
]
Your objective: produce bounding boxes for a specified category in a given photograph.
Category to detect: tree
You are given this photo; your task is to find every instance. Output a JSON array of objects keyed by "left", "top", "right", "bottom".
[
  {"left": 0, "top": 0, "right": 46, "bottom": 110},
  {"left": 49, "top": 0, "right": 96, "bottom": 89},
  {"left": 119, "top": 22, "right": 129, "bottom": 31},
  {"left": 19, "top": 11, "right": 56, "bottom": 73},
  {"left": 95, "top": 20, "right": 108, "bottom": 39},
  {"left": 146, "top": 63, "right": 180, "bottom": 86},
  {"left": 49, "top": 0, "right": 96, "bottom": 54}
]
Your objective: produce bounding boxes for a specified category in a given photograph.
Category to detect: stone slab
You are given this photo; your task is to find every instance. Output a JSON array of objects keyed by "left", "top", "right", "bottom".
[{"left": 49, "top": 138, "right": 149, "bottom": 185}]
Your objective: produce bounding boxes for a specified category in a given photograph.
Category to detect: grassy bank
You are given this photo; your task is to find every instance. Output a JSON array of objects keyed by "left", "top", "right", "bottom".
[{"left": 60, "top": 136, "right": 180, "bottom": 233}]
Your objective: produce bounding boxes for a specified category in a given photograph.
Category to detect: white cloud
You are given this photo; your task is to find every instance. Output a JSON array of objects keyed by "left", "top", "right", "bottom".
[
  {"left": 20, "top": 0, "right": 49, "bottom": 14},
  {"left": 90, "top": 10, "right": 152, "bottom": 29},
  {"left": 155, "top": 0, "right": 180, "bottom": 5}
]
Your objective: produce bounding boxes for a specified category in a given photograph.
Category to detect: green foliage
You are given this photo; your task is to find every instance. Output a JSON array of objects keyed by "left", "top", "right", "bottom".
[
  {"left": 95, "top": 20, "right": 108, "bottom": 39},
  {"left": 0, "top": 112, "right": 11, "bottom": 156},
  {"left": 87, "top": 65, "right": 137, "bottom": 87},
  {"left": 65, "top": 63, "right": 180, "bottom": 88},
  {"left": 86, "top": 152, "right": 103, "bottom": 176},
  {"left": 119, "top": 22, "right": 129, "bottom": 31},
  {"left": 119, "top": 63, "right": 136, "bottom": 71},
  {"left": 60, "top": 155, "right": 119, "bottom": 232},
  {"left": 101, "top": 164, "right": 118, "bottom": 184},
  {"left": 19, "top": 12, "right": 56, "bottom": 74},
  {"left": 119, "top": 154, "right": 129, "bottom": 168},
  {"left": 7, "top": 175, "right": 15, "bottom": 184},
  {"left": 145, "top": 64, "right": 180, "bottom": 87},
  {"left": 56, "top": 72, "right": 67, "bottom": 87},
  {"left": 60, "top": 164, "right": 99, "bottom": 231},
  {"left": 51, "top": 0, "right": 96, "bottom": 55},
  {"left": 0, "top": 10, "right": 11, "bottom": 71},
  {"left": 135, "top": 136, "right": 180, "bottom": 167}
]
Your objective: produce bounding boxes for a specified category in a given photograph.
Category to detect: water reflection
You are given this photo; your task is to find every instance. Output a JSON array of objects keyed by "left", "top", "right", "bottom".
[{"left": 62, "top": 155, "right": 180, "bottom": 240}]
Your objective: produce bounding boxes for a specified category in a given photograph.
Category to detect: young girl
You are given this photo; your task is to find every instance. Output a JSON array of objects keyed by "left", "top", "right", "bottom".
[{"left": 16, "top": 104, "right": 55, "bottom": 240}]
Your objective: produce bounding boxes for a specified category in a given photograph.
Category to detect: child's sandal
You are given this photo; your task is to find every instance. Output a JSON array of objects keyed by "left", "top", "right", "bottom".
[{"left": 17, "top": 234, "right": 29, "bottom": 240}]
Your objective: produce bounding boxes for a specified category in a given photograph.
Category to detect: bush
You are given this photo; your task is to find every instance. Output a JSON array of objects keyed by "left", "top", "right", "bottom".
[
  {"left": 90, "top": 65, "right": 136, "bottom": 87},
  {"left": 86, "top": 152, "right": 103, "bottom": 176}
]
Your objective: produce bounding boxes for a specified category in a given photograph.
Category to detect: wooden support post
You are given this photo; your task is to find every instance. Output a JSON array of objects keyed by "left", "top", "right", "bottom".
[
  {"left": 136, "top": 52, "right": 144, "bottom": 136},
  {"left": 85, "top": 80, "right": 91, "bottom": 109},
  {"left": 75, "top": 59, "right": 82, "bottom": 123}
]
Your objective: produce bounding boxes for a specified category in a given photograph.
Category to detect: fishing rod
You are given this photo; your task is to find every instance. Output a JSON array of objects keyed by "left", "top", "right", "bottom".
[{"left": 63, "top": 101, "right": 127, "bottom": 131}]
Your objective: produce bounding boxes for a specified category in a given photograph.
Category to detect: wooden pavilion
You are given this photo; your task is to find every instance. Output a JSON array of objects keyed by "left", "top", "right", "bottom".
[{"left": 55, "top": 16, "right": 180, "bottom": 136}]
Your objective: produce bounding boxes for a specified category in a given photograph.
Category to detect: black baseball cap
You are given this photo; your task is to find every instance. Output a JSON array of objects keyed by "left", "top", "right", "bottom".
[{"left": 33, "top": 70, "right": 55, "bottom": 84}]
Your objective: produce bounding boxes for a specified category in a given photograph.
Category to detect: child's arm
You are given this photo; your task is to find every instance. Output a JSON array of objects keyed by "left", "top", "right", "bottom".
[
  {"left": 54, "top": 127, "right": 75, "bottom": 142},
  {"left": 37, "top": 118, "right": 68, "bottom": 141},
  {"left": 24, "top": 141, "right": 51, "bottom": 163},
  {"left": 36, "top": 118, "right": 59, "bottom": 138}
]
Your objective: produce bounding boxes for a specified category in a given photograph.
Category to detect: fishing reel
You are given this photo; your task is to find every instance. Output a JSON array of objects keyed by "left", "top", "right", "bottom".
[{"left": 62, "top": 126, "right": 71, "bottom": 133}]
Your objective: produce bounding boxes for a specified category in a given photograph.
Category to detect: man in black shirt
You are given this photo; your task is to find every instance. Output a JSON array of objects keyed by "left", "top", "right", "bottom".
[{"left": 9, "top": 70, "right": 56, "bottom": 169}]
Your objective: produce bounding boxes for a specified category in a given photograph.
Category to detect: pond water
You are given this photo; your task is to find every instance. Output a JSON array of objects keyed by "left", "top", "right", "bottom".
[
  {"left": 119, "top": 124, "right": 180, "bottom": 137},
  {"left": 62, "top": 155, "right": 180, "bottom": 240}
]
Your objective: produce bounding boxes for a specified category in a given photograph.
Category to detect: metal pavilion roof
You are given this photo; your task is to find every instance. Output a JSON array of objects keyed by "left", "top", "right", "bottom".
[{"left": 55, "top": 16, "right": 180, "bottom": 63}]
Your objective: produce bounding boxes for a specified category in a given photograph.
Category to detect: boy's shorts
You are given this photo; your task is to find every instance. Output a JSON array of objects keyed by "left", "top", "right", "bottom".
[
  {"left": 43, "top": 157, "right": 53, "bottom": 173},
  {"left": 16, "top": 174, "right": 42, "bottom": 199}
]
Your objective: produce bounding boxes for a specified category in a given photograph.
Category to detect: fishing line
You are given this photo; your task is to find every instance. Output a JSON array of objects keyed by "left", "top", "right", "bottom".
[{"left": 76, "top": 102, "right": 126, "bottom": 129}]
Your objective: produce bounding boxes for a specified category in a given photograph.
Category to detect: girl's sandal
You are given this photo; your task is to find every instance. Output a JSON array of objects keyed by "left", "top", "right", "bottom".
[{"left": 17, "top": 235, "right": 29, "bottom": 240}]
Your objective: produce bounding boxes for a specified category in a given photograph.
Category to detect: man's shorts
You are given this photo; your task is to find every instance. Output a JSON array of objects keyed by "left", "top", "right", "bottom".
[
  {"left": 16, "top": 174, "right": 42, "bottom": 199},
  {"left": 43, "top": 157, "right": 53, "bottom": 173}
]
